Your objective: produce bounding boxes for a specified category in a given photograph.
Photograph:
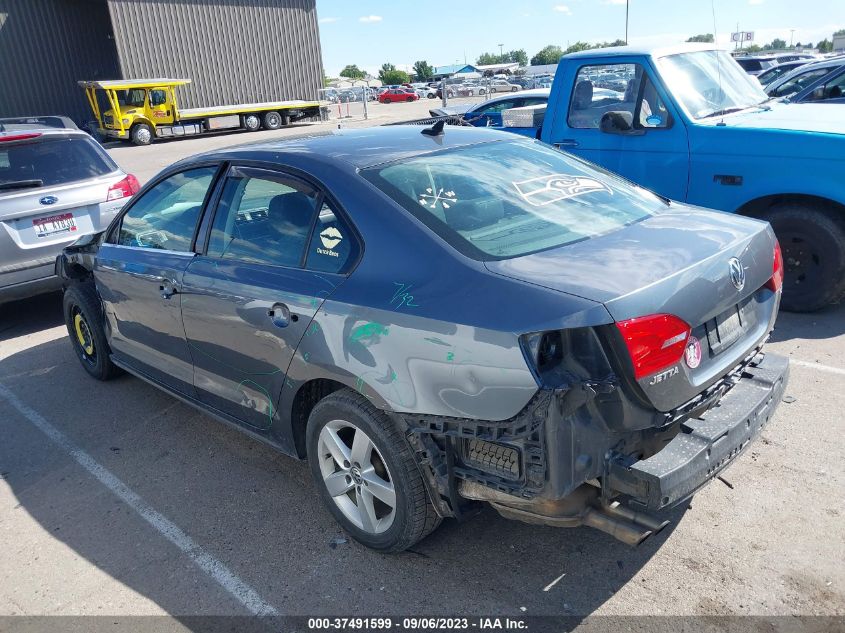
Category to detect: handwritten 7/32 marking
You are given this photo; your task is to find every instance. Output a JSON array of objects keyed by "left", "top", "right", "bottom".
[{"left": 390, "top": 283, "right": 420, "bottom": 310}]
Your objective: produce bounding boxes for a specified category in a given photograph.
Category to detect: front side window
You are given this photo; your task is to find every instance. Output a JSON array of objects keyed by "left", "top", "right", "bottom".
[
  {"left": 150, "top": 89, "right": 167, "bottom": 106},
  {"left": 207, "top": 170, "right": 319, "bottom": 268},
  {"left": 769, "top": 67, "right": 833, "bottom": 98},
  {"left": 363, "top": 140, "right": 665, "bottom": 260},
  {"left": 805, "top": 70, "right": 845, "bottom": 101},
  {"left": 568, "top": 63, "right": 669, "bottom": 129},
  {"left": 117, "top": 166, "right": 216, "bottom": 251}
]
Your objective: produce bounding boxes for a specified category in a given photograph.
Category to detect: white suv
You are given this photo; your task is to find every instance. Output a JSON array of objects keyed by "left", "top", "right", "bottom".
[{"left": 0, "top": 117, "right": 139, "bottom": 304}]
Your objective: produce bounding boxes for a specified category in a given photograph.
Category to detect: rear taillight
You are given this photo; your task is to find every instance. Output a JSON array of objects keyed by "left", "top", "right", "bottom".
[
  {"left": 107, "top": 174, "right": 140, "bottom": 201},
  {"left": 616, "top": 314, "right": 691, "bottom": 381},
  {"left": 765, "top": 240, "right": 784, "bottom": 292},
  {"left": 0, "top": 132, "right": 42, "bottom": 143}
]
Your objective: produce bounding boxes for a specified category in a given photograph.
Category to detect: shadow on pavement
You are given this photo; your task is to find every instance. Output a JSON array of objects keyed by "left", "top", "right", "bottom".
[
  {"left": 771, "top": 301, "right": 845, "bottom": 343},
  {"left": 0, "top": 336, "right": 687, "bottom": 624},
  {"left": 0, "top": 292, "right": 64, "bottom": 342}
]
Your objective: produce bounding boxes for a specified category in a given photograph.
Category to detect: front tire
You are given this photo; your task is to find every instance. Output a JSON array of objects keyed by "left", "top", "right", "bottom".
[
  {"left": 511, "top": 86, "right": 518, "bottom": 92},
  {"left": 63, "top": 284, "right": 121, "bottom": 381},
  {"left": 763, "top": 204, "right": 845, "bottom": 312},
  {"left": 130, "top": 123, "right": 153, "bottom": 146},
  {"left": 306, "top": 389, "right": 440, "bottom": 552}
]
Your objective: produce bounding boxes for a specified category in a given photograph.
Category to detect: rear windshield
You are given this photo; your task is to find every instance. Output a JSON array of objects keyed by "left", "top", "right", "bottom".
[
  {"left": 362, "top": 140, "right": 664, "bottom": 260},
  {"left": 737, "top": 59, "right": 763, "bottom": 72},
  {"left": 0, "top": 136, "right": 117, "bottom": 189}
]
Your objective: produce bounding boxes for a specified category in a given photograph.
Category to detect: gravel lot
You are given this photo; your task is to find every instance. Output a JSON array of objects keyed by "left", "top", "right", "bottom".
[{"left": 1, "top": 104, "right": 843, "bottom": 625}]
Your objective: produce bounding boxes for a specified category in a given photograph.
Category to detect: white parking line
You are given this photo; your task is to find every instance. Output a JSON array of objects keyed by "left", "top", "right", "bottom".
[
  {"left": 790, "top": 359, "right": 845, "bottom": 376},
  {"left": 0, "top": 382, "right": 280, "bottom": 617}
]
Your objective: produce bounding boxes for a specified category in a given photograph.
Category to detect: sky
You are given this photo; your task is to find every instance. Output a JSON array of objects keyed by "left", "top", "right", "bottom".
[{"left": 315, "top": 0, "right": 844, "bottom": 77}]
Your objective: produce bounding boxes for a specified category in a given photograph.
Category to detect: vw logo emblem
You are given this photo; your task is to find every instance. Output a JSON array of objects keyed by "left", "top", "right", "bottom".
[
  {"left": 728, "top": 257, "right": 745, "bottom": 291},
  {"left": 39, "top": 196, "right": 58, "bottom": 205}
]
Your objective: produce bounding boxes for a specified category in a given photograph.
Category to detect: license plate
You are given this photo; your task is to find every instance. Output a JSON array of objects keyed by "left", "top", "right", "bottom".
[
  {"left": 707, "top": 306, "right": 744, "bottom": 355},
  {"left": 33, "top": 212, "right": 77, "bottom": 238}
]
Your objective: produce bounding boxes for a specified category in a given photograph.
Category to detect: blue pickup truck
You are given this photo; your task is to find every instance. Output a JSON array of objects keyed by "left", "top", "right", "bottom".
[{"left": 500, "top": 44, "right": 845, "bottom": 312}]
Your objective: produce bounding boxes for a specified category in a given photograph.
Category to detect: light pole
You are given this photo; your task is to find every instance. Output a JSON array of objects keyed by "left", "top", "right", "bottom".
[
  {"left": 625, "top": 0, "right": 629, "bottom": 44},
  {"left": 790, "top": 29, "right": 796, "bottom": 47},
  {"left": 498, "top": 43, "right": 504, "bottom": 58}
]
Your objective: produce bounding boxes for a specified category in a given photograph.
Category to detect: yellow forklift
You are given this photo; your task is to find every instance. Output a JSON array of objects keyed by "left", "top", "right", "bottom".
[{"left": 80, "top": 78, "right": 322, "bottom": 145}]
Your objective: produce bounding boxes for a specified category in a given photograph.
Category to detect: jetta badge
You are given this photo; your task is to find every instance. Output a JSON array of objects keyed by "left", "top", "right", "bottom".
[
  {"left": 728, "top": 257, "right": 745, "bottom": 291},
  {"left": 39, "top": 195, "right": 58, "bottom": 206}
]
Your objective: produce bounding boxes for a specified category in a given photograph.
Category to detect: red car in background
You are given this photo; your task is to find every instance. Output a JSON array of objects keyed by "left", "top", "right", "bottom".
[{"left": 378, "top": 89, "right": 419, "bottom": 103}]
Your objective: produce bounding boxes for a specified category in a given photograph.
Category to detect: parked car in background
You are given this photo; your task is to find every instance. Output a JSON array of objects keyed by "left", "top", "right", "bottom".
[
  {"left": 379, "top": 89, "right": 419, "bottom": 103},
  {"left": 57, "top": 126, "right": 788, "bottom": 553},
  {"left": 0, "top": 117, "right": 138, "bottom": 304},
  {"left": 415, "top": 86, "right": 437, "bottom": 99},
  {"left": 430, "top": 89, "right": 550, "bottom": 128},
  {"left": 756, "top": 60, "right": 812, "bottom": 88},
  {"left": 766, "top": 57, "right": 845, "bottom": 103},
  {"left": 735, "top": 56, "right": 778, "bottom": 76},
  {"left": 488, "top": 79, "right": 521, "bottom": 93}
]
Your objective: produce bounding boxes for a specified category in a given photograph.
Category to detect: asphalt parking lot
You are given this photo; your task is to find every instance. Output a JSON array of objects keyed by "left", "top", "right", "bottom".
[{"left": 1, "top": 111, "right": 844, "bottom": 623}]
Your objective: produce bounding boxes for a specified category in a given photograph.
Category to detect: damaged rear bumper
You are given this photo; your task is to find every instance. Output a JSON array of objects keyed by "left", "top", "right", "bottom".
[
  {"left": 605, "top": 352, "right": 789, "bottom": 512},
  {"left": 406, "top": 352, "right": 788, "bottom": 545}
]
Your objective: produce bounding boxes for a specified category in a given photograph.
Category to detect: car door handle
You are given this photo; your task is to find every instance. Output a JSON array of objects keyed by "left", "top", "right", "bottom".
[
  {"left": 556, "top": 139, "right": 579, "bottom": 148},
  {"left": 158, "top": 278, "right": 177, "bottom": 299},
  {"left": 268, "top": 302, "right": 298, "bottom": 328}
]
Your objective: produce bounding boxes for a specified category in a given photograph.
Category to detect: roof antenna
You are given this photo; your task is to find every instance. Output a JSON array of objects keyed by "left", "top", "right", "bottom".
[
  {"left": 421, "top": 119, "right": 446, "bottom": 137},
  {"left": 712, "top": 0, "right": 726, "bottom": 126}
]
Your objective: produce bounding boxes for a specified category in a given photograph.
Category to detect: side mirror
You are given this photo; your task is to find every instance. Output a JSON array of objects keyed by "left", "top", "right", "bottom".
[{"left": 599, "top": 111, "right": 635, "bottom": 134}]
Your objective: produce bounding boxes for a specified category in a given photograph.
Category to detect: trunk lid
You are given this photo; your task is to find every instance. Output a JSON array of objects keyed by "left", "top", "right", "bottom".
[{"left": 485, "top": 205, "right": 779, "bottom": 411}]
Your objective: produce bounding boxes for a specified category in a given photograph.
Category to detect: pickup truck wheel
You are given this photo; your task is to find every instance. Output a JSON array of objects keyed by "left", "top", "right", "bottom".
[
  {"left": 130, "top": 123, "right": 152, "bottom": 146},
  {"left": 63, "top": 284, "right": 121, "bottom": 381},
  {"left": 306, "top": 389, "right": 441, "bottom": 552},
  {"left": 262, "top": 111, "right": 282, "bottom": 130},
  {"left": 242, "top": 114, "right": 261, "bottom": 132},
  {"left": 763, "top": 204, "right": 845, "bottom": 312}
]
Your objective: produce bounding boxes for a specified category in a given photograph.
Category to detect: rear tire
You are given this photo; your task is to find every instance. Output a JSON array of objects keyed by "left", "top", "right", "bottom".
[
  {"left": 762, "top": 204, "right": 845, "bottom": 312},
  {"left": 306, "top": 389, "right": 441, "bottom": 552},
  {"left": 262, "top": 111, "right": 282, "bottom": 130},
  {"left": 130, "top": 123, "right": 152, "bottom": 146},
  {"left": 63, "top": 284, "right": 121, "bottom": 381},
  {"left": 242, "top": 114, "right": 261, "bottom": 132}
]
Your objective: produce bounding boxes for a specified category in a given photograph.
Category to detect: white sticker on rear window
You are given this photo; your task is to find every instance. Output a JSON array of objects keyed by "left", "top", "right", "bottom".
[{"left": 513, "top": 174, "right": 613, "bottom": 207}]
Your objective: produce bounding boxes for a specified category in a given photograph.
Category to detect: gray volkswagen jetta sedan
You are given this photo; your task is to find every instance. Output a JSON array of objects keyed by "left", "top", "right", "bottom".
[{"left": 57, "top": 126, "right": 788, "bottom": 552}]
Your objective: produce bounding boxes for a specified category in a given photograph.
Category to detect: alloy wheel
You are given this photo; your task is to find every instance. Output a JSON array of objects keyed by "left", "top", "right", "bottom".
[{"left": 317, "top": 419, "right": 396, "bottom": 534}]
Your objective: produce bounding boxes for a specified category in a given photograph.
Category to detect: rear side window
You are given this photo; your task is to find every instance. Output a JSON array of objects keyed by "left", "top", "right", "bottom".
[
  {"left": 0, "top": 136, "right": 117, "bottom": 188},
  {"left": 363, "top": 140, "right": 664, "bottom": 260},
  {"left": 305, "top": 202, "right": 357, "bottom": 273},
  {"left": 737, "top": 59, "right": 763, "bottom": 72},
  {"left": 118, "top": 167, "right": 216, "bottom": 251},
  {"left": 207, "top": 170, "right": 320, "bottom": 268}
]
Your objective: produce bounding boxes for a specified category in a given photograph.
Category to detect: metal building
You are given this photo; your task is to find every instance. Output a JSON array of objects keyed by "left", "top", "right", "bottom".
[{"left": 0, "top": 0, "right": 324, "bottom": 124}]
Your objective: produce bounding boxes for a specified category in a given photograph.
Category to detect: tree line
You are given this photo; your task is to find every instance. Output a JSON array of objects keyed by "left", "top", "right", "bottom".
[{"left": 333, "top": 29, "right": 845, "bottom": 85}]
